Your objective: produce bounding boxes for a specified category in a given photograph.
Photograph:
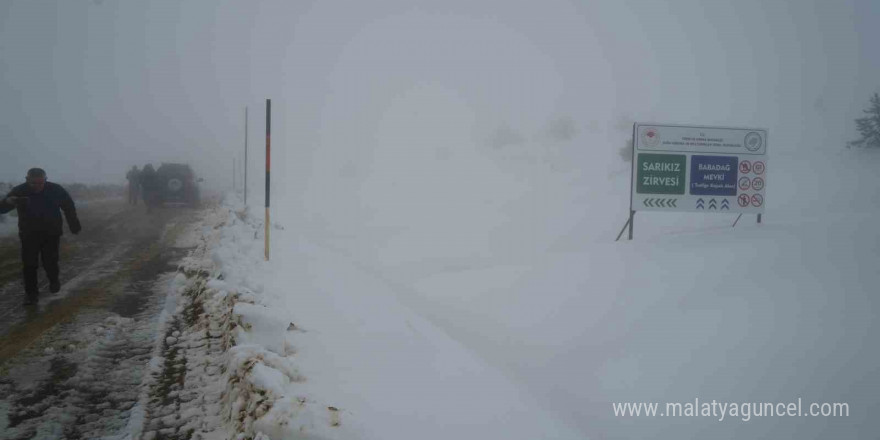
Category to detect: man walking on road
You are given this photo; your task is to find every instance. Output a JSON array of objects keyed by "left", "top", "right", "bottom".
[{"left": 0, "top": 168, "right": 81, "bottom": 305}]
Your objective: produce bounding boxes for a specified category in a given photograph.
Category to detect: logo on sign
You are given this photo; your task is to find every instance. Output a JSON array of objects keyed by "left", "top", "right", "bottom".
[
  {"left": 739, "top": 160, "right": 752, "bottom": 174},
  {"left": 744, "top": 132, "right": 763, "bottom": 152},
  {"left": 640, "top": 127, "right": 660, "bottom": 147},
  {"left": 751, "top": 193, "right": 764, "bottom": 207},
  {"left": 738, "top": 177, "right": 751, "bottom": 191},
  {"left": 751, "top": 177, "right": 764, "bottom": 191},
  {"left": 753, "top": 161, "right": 765, "bottom": 175},
  {"left": 738, "top": 194, "right": 750, "bottom": 207}
]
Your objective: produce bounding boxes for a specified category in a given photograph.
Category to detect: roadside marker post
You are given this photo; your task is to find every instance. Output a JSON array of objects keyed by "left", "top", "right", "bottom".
[
  {"left": 265, "top": 99, "right": 271, "bottom": 261},
  {"left": 244, "top": 106, "right": 249, "bottom": 206}
]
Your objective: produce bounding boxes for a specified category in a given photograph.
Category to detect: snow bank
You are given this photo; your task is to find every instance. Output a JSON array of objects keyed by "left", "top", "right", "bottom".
[{"left": 173, "top": 193, "right": 581, "bottom": 439}]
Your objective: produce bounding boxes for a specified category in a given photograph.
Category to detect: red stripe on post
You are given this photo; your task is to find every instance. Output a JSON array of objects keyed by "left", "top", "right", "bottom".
[{"left": 265, "top": 99, "right": 271, "bottom": 209}]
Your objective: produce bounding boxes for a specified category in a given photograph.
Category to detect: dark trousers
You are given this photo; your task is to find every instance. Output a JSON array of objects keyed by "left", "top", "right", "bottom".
[
  {"left": 129, "top": 183, "right": 138, "bottom": 205},
  {"left": 19, "top": 232, "right": 60, "bottom": 295}
]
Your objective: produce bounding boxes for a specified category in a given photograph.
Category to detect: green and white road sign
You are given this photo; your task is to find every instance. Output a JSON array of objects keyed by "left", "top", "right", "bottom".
[{"left": 631, "top": 123, "right": 768, "bottom": 214}]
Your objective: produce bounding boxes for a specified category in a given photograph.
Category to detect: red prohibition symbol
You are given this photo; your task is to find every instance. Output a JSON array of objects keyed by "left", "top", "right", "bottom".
[
  {"left": 738, "top": 194, "right": 751, "bottom": 207},
  {"left": 738, "top": 176, "right": 751, "bottom": 191},
  {"left": 753, "top": 161, "right": 765, "bottom": 175},
  {"left": 751, "top": 177, "right": 765, "bottom": 191},
  {"left": 739, "top": 160, "right": 752, "bottom": 174},
  {"left": 751, "top": 193, "right": 764, "bottom": 207}
]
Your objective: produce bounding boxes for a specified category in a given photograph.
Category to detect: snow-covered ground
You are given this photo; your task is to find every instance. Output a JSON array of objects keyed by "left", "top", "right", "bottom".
[
  {"left": 195, "top": 139, "right": 879, "bottom": 439},
  {"left": 5, "top": 144, "right": 873, "bottom": 440}
]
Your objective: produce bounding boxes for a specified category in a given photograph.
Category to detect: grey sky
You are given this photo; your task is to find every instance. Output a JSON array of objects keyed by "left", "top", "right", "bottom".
[{"left": 1, "top": 0, "right": 878, "bottom": 186}]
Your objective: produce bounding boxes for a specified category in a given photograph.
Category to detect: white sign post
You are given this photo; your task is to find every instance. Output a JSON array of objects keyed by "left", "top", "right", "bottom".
[{"left": 625, "top": 123, "right": 768, "bottom": 239}]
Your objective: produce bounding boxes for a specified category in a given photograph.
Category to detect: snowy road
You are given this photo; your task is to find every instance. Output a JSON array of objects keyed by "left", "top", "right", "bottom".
[{"left": 0, "top": 201, "right": 204, "bottom": 439}]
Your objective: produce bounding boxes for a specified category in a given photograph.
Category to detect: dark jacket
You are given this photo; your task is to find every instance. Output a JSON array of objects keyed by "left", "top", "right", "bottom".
[
  {"left": 140, "top": 167, "right": 157, "bottom": 191},
  {"left": 126, "top": 168, "right": 140, "bottom": 184},
  {"left": 0, "top": 182, "right": 81, "bottom": 235}
]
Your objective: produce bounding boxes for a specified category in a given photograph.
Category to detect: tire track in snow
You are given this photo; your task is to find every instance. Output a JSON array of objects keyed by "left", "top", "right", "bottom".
[
  {"left": 0, "top": 285, "right": 165, "bottom": 439},
  {"left": 0, "top": 208, "right": 204, "bottom": 439}
]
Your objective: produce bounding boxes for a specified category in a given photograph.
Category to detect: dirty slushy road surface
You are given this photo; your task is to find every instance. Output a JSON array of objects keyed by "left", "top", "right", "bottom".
[{"left": 0, "top": 200, "right": 204, "bottom": 439}]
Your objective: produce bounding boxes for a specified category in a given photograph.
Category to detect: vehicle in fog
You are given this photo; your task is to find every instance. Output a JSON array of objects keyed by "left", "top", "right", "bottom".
[{"left": 151, "top": 163, "right": 201, "bottom": 208}]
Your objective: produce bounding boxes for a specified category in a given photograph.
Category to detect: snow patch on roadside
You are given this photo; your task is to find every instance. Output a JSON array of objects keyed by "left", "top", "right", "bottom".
[
  {"left": 167, "top": 199, "right": 356, "bottom": 439},
  {"left": 128, "top": 202, "right": 347, "bottom": 439},
  {"left": 139, "top": 194, "right": 575, "bottom": 439}
]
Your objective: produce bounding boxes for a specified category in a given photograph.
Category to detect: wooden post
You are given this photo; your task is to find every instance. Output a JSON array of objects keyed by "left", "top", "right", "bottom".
[
  {"left": 265, "top": 99, "right": 271, "bottom": 261},
  {"left": 244, "top": 106, "right": 248, "bottom": 206}
]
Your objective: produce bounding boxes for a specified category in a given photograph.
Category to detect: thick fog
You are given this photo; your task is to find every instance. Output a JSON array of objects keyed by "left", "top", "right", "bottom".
[
  {"left": 2, "top": 1, "right": 880, "bottom": 438},
  {"left": 1, "top": 0, "right": 877, "bottom": 188}
]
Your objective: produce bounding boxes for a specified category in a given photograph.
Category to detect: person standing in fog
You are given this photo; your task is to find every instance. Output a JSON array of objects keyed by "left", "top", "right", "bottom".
[
  {"left": 139, "top": 163, "right": 157, "bottom": 211},
  {"left": 126, "top": 165, "right": 140, "bottom": 205},
  {"left": 0, "top": 168, "right": 81, "bottom": 305}
]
